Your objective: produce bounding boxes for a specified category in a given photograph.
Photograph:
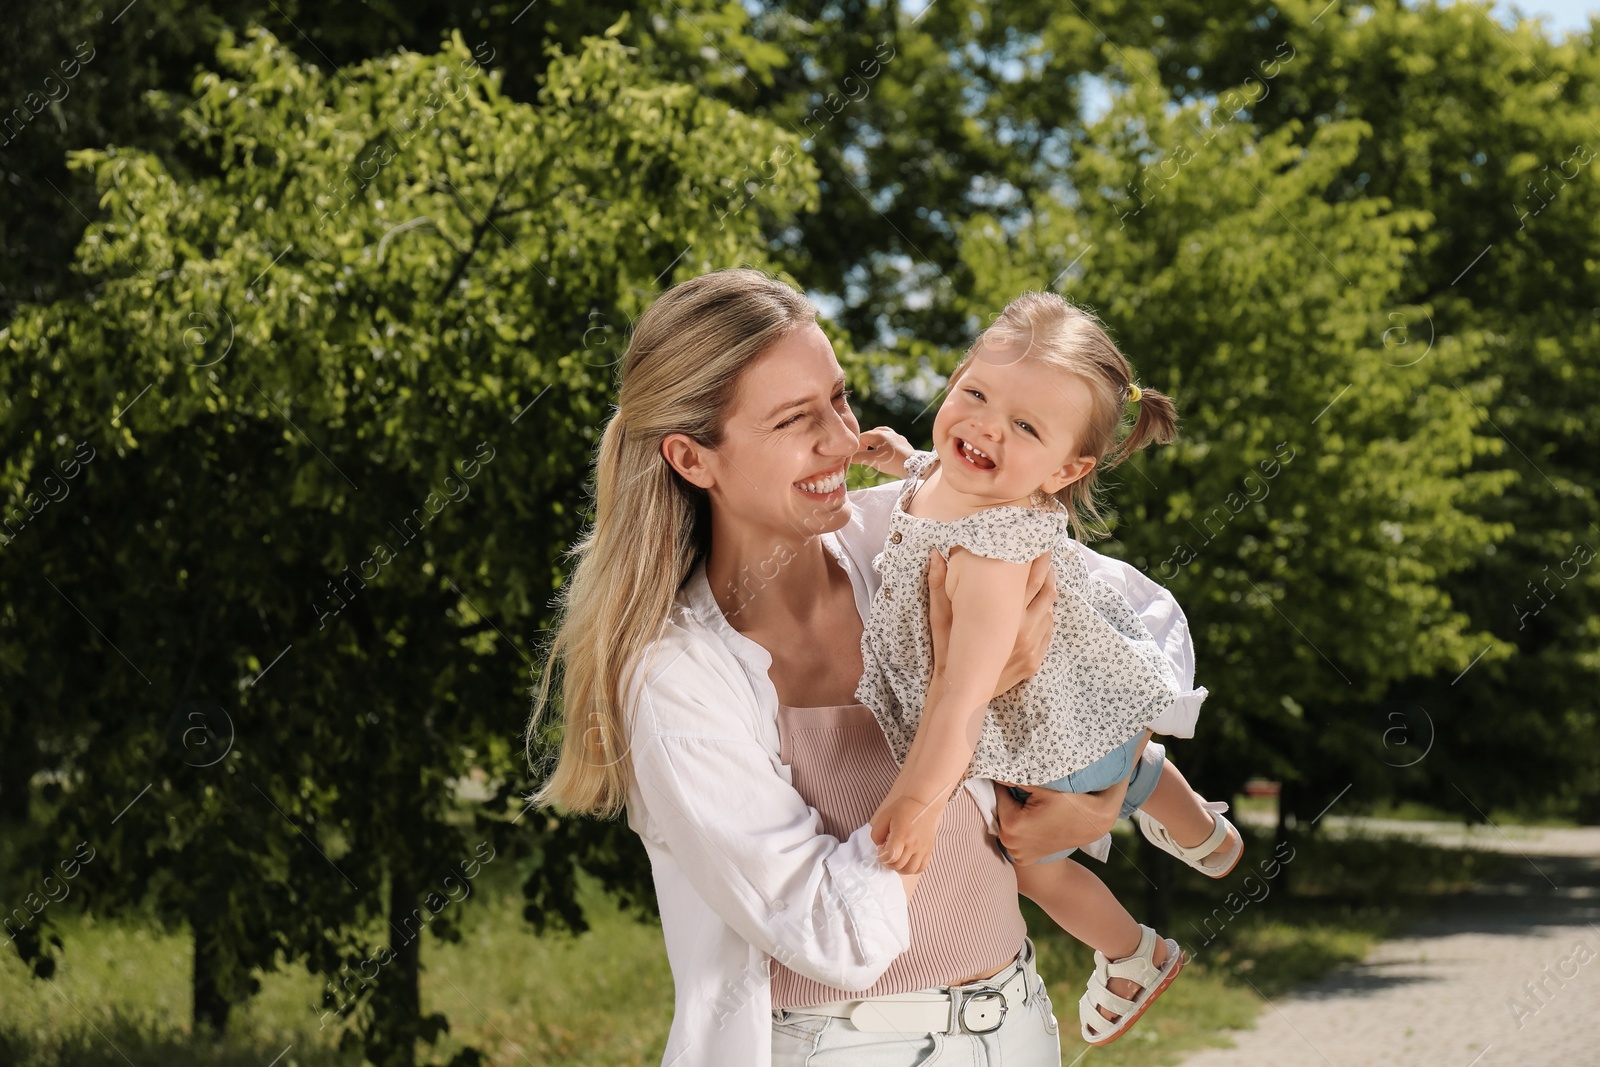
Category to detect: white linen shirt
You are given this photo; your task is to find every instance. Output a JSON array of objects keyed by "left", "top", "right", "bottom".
[{"left": 621, "top": 478, "right": 1206, "bottom": 1066}]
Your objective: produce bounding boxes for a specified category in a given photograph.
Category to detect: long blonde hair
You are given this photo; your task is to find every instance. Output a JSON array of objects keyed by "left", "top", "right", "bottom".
[
  {"left": 527, "top": 269, "right": 817, "bottom": 817},
  {"left": 950, "top": 291, "right": 1177, "bottom": 540}
]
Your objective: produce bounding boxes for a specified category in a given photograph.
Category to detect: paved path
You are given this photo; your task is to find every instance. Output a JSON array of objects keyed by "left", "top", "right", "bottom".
[{"left": 1177, "top": 822, "right": 1600, "bottom": 1067}]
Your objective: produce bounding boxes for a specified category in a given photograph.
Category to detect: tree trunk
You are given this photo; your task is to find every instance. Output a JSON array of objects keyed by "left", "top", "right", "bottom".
[
  {"left": 192, "top": 913, "right": 232, "bottom": 1035},
  {"left": 365, "top": 867, "right": 423, "bottom": 1067},
  {"left": 1274, "top": 778, "right": 1299, "bottom": 899},
  {"left": 0, "top": 720, "right": 33, "bottom": 824},
  {"left": 387, "top": 868, "right": 423, "bottom": 1067}
]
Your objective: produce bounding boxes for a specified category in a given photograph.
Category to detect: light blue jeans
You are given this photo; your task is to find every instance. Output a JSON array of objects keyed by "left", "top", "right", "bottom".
[
  {"left": 1000, "top": 740, "right": 1168, "bottom": 865},
  {"left": 770, "top": 940, "right": 1061, "bottom": 1066}
]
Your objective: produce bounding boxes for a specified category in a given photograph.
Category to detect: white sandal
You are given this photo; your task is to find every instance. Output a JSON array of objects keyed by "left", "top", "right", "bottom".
[
  {"left": 1078, "top": 924, "right": 1184, "bottom": 1046},
  {"left": 1137, "top": 800, "right": 1243, "bottom": 878}
]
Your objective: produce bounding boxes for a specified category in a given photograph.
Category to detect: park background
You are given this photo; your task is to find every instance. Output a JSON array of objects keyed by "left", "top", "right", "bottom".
[{"left": 2, "top": 0, "right": 1598, "bottom": 1063}]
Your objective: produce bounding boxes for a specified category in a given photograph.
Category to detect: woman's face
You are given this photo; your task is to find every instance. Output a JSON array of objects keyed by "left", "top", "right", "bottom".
[{"left": 690, "top": 321, "right": 862, "bottom": 541}]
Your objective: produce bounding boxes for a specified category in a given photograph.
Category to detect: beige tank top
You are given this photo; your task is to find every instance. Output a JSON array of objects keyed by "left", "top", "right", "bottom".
[{"left": 768, "top": 701, "right": 1026, "bottom": 1009}]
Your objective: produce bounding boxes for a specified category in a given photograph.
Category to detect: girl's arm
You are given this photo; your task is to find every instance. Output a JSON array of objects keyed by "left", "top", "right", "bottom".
[
  {"left": 871, "top": 549, "right": 1031, "bottom": 872},
  {"left": 853, "top": 426, "right": 915, "bottom": 478}
]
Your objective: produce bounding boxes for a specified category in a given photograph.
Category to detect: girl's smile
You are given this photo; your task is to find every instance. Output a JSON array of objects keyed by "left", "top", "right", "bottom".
[
  {"left": 931, "top": 340, "right": 1098, "bottom": 510},
  {"left": 954, "top": 437, "right": 998, "bottom": 471}
]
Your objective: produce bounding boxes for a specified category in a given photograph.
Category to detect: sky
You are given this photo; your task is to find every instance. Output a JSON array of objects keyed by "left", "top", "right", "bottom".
[{"left": 1514, "top": 0, "right": 1599, "bottom": 31}]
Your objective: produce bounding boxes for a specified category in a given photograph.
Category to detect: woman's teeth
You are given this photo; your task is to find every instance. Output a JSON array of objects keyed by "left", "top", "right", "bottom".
[
  {"left": 796, "top": 468, "right": 847, "bottom": 494},
  {"left": 960, "top": 440, "right": 995, "bottom": 470}
]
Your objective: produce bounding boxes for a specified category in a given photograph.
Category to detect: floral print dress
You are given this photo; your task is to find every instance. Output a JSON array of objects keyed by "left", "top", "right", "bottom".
[{"left": 854, "top": 450, "right": 1182, "bottom": 786}]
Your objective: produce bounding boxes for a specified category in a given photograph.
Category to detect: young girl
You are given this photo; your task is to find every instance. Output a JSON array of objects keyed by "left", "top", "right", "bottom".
[{"left": 851, "top": 291, "right": 1242, "bottom": 1046}]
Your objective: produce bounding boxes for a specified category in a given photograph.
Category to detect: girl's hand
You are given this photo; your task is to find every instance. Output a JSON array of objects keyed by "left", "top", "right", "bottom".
[
  {"left": 928, "top": 550, "right": 1055, "bottom": 700},
  {"left": 853, "top": 427, "right": 915, "bottom": 477},
  {"left": 870, "top": 792, "right": 943, "bottom": 874},
  {"left": 992, "top": 777, "right": 1130, "bottom": 865}
]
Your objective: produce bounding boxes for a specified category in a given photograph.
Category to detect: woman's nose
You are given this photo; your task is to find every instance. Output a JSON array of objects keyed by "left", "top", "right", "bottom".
[{"left": 826, "top": 406, "right": 859, "bottom": 455}]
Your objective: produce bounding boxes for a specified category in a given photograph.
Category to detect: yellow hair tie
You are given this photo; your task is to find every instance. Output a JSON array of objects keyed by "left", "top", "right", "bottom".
[{"left": 1127, "top": 384, "right": 1143, "bottom": 403}]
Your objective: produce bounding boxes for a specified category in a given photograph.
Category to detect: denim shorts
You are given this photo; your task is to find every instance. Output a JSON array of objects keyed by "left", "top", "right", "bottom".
[{"left": 999, "top": 740, "right": 1166, "bottom": 865}]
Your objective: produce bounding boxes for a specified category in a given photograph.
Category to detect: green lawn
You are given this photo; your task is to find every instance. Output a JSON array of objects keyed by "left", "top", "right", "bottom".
[{"left": 0, "top": 822, "right": 1508, "bottom": 1066}]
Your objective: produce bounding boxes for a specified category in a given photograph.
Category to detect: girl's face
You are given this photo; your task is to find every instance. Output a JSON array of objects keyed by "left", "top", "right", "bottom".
[
  {"left": 932, "top": 337, "right": 1098, "bottom": 507},
  {"left": 667, "top": 321, "right": 862, "bottom": 541}
]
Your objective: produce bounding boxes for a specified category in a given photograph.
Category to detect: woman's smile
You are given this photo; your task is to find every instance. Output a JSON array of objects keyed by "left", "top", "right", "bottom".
[{"left": 794, "top": 462, "right": 848, "bottom": 497}]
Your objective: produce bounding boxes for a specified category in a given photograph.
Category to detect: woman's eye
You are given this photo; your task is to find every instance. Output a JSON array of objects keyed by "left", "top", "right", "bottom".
[{"left": 777, "top": 413, "right": 803, "bottom": 428}]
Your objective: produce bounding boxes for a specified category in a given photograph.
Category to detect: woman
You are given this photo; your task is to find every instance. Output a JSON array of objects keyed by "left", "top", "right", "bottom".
[{"left": 530, "top": 268, "right": 1185, "bottom": 1065}]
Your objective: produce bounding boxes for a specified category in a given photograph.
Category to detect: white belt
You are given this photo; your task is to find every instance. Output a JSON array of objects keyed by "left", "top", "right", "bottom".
[{"left": 779, "top": 938, "right": 1038, "bottom": 1035}]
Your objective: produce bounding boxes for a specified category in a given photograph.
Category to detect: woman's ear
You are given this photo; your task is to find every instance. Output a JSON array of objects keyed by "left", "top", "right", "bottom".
[
  {"left": 661, "top": 433, "right": 717, "bottom": 490},
  {"left": 1042, "top": 455, "right": 1095, "bottom": 495}
]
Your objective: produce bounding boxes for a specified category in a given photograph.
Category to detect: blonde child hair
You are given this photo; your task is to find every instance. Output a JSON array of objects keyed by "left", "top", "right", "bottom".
[{"left": 951, "top": 292, "right": 1178, "bottom": 538}]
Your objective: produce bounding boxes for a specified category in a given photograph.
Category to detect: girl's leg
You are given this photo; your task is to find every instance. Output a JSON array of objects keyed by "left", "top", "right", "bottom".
[
  {"left": 1139, "top": 756, "right": 1241, "bottom": 865},
  {"left": 1014, "top": 859, "right": 1171, "bottom": 1023}
]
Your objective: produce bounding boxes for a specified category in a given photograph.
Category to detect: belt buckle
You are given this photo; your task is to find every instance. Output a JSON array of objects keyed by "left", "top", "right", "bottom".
[{"left": 955, "top": 987, "right": 1008, "bottom": 1034}]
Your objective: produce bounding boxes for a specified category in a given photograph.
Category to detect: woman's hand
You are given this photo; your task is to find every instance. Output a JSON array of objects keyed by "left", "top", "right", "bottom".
[
  {"left": 928, "top": 549, "right": 1054, "bottom": 701},
  {"left": 853, "top": 427, "right": 915, "bottom": 478},
  {"left": 992, "top": 777, "right": 1129, "bottom": 865}
]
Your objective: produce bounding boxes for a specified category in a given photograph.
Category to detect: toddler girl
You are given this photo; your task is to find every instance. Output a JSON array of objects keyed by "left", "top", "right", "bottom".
[{"left": 851, "top": 291, "right": 1242, "bottom": 1046}]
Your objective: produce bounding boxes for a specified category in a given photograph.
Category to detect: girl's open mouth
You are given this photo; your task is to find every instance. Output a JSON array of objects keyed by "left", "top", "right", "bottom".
[{"left": 954, "top": 438, "right": 996, "bottom": 471}]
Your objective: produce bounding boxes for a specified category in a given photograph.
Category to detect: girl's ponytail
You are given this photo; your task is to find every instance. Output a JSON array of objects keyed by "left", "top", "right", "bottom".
[{"left": 1107, "top": 385, "right": 1178, "bottom": 467}]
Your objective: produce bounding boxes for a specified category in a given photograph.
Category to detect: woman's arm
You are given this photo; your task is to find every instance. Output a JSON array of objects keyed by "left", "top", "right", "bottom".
[
  {"left": 992, "top": 773, "right": 1131, "bottom": 864},
  {"left": 872, "top": 551, "right": 1030, "bottom": 873},
  {"left": 626, "top": 635, "right": 912, "bottom": 990}
]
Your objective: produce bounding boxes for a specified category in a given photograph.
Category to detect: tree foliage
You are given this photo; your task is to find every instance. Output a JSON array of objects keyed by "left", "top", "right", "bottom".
[
  {"left": 2, "top": 0, "right": 1597, "bottom": 1059},
  {"left": 2, "top": 18, "right": 814, "bottom": 1061}
]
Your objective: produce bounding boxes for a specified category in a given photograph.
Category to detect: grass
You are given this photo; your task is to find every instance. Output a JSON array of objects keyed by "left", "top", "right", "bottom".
[{"left": 0, "top": 821, "right": 1510, "bottom": 1066}]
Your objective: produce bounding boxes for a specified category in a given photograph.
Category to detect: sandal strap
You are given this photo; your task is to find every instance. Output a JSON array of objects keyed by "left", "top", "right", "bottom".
[
  {"left": 1079, "top": 928, "right": 1182, "bottom": 1042},
  {"left": 1101, "top": 924, "right": 1163, "bottom": 988},
  {"left": 1083, "top": 959, "right": 1139, "bottom": 1015},
  {"left": 1187, "top": 804, "right": 1231, "bottom": 860},
  {"left": 1140, "top": 802, "right": 1232, "bottom": 864},
  {"left": 1079, "top": 988, "right": 1133, "bottom": 1037}
]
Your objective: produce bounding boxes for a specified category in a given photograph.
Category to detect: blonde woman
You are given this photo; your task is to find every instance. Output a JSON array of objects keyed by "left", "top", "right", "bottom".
[{"left": 530, "top": 268, "right": 1192, "bottom": 1066}]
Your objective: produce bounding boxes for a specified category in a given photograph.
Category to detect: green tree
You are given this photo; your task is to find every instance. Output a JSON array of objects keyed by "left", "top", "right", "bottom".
[
  {"left": 945, "top": 57, "right": 1513, "bottom": 858},
  {"left": 1097, "top": 0, "right": 1600, "bottom": 823},
  {"left": 1, "top": 20, "right": 815, "bottom": 1061}
]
